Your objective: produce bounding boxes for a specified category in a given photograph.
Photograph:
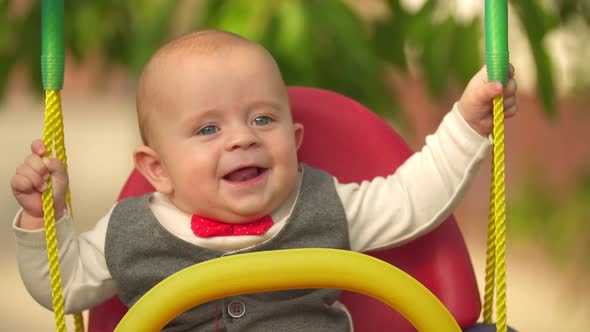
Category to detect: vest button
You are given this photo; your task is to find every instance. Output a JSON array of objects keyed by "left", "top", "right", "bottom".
[{"left": 227, "top": 301, "right": 246, "bottom": 318}]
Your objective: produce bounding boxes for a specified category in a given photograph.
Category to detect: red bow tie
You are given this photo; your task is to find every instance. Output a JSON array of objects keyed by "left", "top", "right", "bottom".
[{"left": 191, "top": 215, "right": 274, "bottom": 238}]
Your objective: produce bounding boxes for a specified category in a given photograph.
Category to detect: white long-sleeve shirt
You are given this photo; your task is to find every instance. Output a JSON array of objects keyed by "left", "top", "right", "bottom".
[{"left": 13, "top": 105, "right": 491, "bottom": 314}]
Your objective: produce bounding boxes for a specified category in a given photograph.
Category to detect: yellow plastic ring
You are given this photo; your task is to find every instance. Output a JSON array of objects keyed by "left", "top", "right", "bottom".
[{"left": 115, "top": 248, "right": 461, "bottom": 331}]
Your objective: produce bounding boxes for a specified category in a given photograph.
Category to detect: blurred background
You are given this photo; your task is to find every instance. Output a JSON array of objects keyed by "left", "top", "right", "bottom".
[{"left": 1, "top": 0, "right": 589, "bottom": 330}]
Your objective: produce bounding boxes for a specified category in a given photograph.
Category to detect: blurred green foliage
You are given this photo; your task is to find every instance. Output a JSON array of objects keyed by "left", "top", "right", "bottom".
[
  {"left": 508, "top": 174, "right": 590, "bottom": 270},
  {"left": 1, "top": 0, "right": 589, "bottom": 116}
]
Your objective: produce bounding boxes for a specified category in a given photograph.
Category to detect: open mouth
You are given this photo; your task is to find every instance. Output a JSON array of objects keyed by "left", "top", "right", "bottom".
[{"left": 223, "top": 167, "right": 267, "bottom": 183}]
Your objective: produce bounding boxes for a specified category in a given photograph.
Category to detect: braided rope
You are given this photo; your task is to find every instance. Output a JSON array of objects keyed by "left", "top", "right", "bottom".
[
  {"left": 482, "top": 95, "right": 508, "bottom": 331},
  {"left": 482, "top": 163, "right": 496, "bottom": 323},
  {"left": 491, "top": 95, "right": 508, "bottom": 332},
  {"left": 55, "top": 97, "right": 85, "bottom": 332},
  {"left": 53, "top": 98, "right": 72, "bottom": 213},
  {"left": 43, "top": 90, "right": 85, "bottom": 332},
  {"left": 43, "top": 90, "right": 67, "bottom": 332},
  {"left": 74, "top": 313, "right": 85, "bottom": 332}
]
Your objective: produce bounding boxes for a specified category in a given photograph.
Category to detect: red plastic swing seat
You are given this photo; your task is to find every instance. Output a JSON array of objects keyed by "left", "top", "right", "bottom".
[{"left": 88, "top": 86, "right": 481, "bottom": 332}]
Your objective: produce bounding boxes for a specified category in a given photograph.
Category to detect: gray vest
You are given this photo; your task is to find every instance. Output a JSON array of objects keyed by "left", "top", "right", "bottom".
[{"left": 105, "top": 165, "right": 352, "bottom": 331}]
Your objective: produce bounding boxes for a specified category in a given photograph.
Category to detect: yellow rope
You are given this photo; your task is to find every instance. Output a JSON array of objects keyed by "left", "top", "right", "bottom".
[
  {"left": 43, "top": 90, "right": 85, "bottom": 332},
  {"left": 74, "top": 314, "right": 85, "bottom": 332},
  {"left": 482, "top": 95, "right": 508, "bottom": 332},
  {"left": 43, "top": 90, "right": 67, "bottom": 332},
  {"left": 482, "top": 166, "right": 496, "bottom": 323},
  {"left": 53, "top": 94, "right": 73, "bottom": 216}
]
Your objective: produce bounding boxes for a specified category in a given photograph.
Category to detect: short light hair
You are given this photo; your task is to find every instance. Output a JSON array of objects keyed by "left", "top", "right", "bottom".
[{"left": 135, "top": 30, "right": 262, "bottom": 145}]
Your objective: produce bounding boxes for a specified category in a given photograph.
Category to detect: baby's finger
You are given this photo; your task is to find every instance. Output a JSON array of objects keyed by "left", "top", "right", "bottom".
[
  {"left": 15, "top": 163, "right": 47, "bottom": 192},
  {"left": 503, "top": 78, "right": 517, "bottom": 97},
  {"left": 477, "top": 81, "right": 503, "bottom": 104},
  {"left": 24, "top": 153, "right": 50, "bottom": 178},
  {"left": 43, "top": 158, "right": 68, "bottom": 184},
  {"left": 30, "top": 139, "right": 46, "bottom": 157},
  {"left": 21, "top": 154, "right": 49, "bottom": 191},
  {"left": 508, "top": 64, "right": 515, "bottom": 79},
  {"left": 503, "top": 92, "right": 518, "bottom": 118},
  {"left": 10, "top": 174, "right": 37, "bottom": 195},
  {"left": 504, "top": 95, "right": 517, "bottom": 110},
  {"left": 504, "top": 104, "right": 518, "bottom": 118}
]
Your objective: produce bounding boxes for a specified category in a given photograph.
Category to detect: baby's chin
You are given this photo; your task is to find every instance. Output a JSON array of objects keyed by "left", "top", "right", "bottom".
[
  {"left": 215, "top": 189, "right": 292, "bottom": 223},
  {"left": 172, "top": 198, "right": 277, "bottom": 223},
  {"left": 180, "top": 199, "right": 276, "bottom": 224},
  {"left": 217, "top": 205, "right": 278, "bottom": 224}
]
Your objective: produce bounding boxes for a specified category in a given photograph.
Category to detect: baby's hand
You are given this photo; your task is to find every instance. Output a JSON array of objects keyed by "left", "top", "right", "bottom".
[
  {"left": 457, "top": 65, "right": 518, "bottom": 137},
  {"left": 10, "top": 139, "right": 69, "bottom": 230}
]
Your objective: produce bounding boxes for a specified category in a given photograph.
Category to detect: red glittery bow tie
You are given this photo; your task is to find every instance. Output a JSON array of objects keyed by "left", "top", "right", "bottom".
[{"left": 190, "top": 215, "right": 274, "bottom": 238}]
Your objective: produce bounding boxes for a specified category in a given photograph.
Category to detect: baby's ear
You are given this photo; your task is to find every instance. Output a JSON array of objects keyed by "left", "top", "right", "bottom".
[
  {"left": 293, "top": 122, "right": 304, "bottom": 150},
  {"left": 133, "top": 146, "right": 173, "bottom": 194}
]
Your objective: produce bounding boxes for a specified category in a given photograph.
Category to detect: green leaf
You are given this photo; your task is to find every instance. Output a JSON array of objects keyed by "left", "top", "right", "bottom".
[
  {"left": 421, "top": 17, "right": 456, "bottom": 96},
  {"left": 530, "top": 43, "right": 556, "bottom": 118},
  {"left": 274, "top": 0, "right": 306, "bottom": 58},
  {"left": 303, "top": 0, "right": 395, "bottom": 116},
  {"left": 450, "top": 19, "right": 482, "bottom": 85},
  {"left": 0, "top": 54, "right": 14, "bottom": 99},
  {"left": 265, "top": 1, "right": 315, "bottom": 86},
  {"left": 372, "top": 18, "right": 408, "bottom": 71},
  {"left": 511, "top": 0, "right": 558, "bottom": 117},
  {"left": 206, "top": 0, "right": 274, "bottom": 41},
  {"left": 126, "top": 0, "right": 178, "bottom": 74},
  {"left": 406, "top": 0, "right": 436, "bottom": 46},
  {"left": 510, "top": 0, "right": 559, "bottom": 37},
  {"left": 15, "top": 2, "right": 43, "bottom": 93}
]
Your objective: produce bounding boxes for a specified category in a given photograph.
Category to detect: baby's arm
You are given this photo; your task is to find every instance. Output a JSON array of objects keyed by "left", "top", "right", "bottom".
[
  {"left": 337, "top": 105, "right": 491, "bottom": 252},
  {"left": 13, "top": 208, "right": 115, "bottom": 313},
  {"left": 11, "top": 139, "right": 115, "bottom": 312}
]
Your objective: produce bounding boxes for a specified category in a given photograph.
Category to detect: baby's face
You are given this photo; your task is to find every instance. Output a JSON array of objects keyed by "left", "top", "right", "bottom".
[{"left": 148, "top": 46, "right": 303, "bottom": 222}]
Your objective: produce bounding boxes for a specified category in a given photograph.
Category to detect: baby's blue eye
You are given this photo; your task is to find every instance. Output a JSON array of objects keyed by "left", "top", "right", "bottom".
[
  {"left": 252, "top": 116, "right": 272, "bottom": 126},
  {"left": 197, "top": 125, "right": 218, "bottom": 136}
]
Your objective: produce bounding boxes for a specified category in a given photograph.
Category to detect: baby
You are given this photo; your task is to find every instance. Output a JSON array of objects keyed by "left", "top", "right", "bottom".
[{"left": 12, "top": 30, "right": 517, "bottom": 331}]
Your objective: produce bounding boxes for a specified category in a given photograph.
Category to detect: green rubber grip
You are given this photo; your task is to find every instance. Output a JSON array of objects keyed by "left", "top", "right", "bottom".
[
  {"left": 485, "top": 0, "right": 509, "bottom": 85},
  {"left": 41, "top": 0, "right": 65, "bottom": 90}
]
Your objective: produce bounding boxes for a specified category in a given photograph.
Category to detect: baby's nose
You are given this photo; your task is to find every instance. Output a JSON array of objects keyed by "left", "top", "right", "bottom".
[{"left": 225, "top": 126, "right": 259, "bottom": 151}]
